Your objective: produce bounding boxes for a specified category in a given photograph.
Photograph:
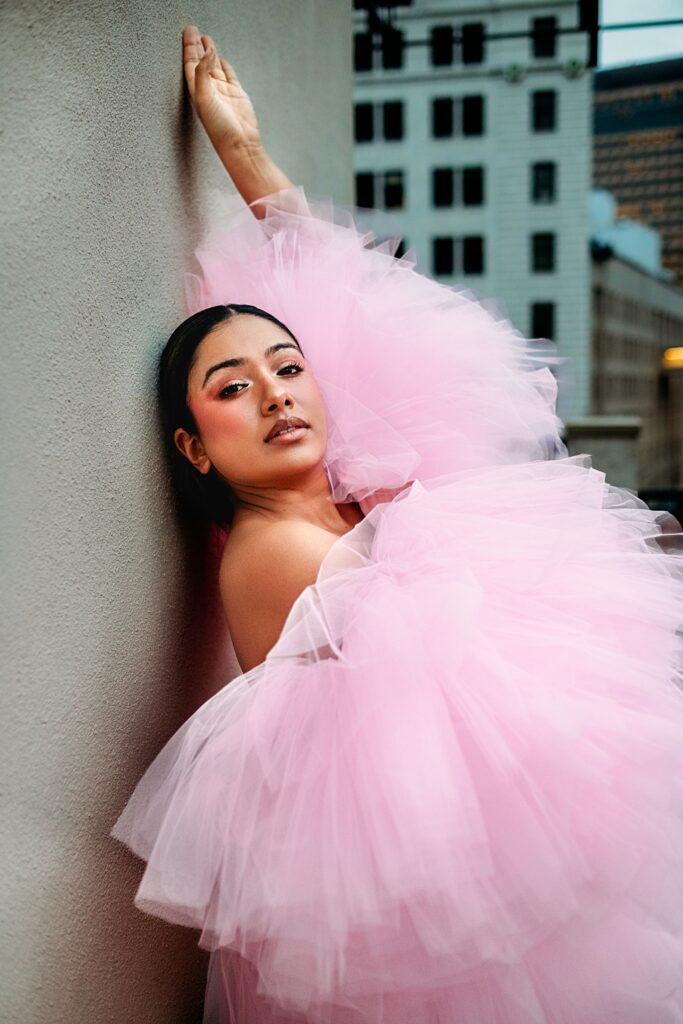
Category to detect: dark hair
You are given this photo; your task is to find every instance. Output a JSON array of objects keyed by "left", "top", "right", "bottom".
[{"left": 158, "top": 303, "right": 303, "bottom": 527}]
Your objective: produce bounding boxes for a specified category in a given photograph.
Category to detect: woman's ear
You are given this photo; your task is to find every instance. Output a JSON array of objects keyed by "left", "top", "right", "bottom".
[{"left": 173, "top": 427, "right": 212, "bottom": 475}]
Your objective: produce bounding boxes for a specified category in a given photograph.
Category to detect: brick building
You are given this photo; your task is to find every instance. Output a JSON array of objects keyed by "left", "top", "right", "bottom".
[{"left": 593, "top": 58, "right": 683, "bottom": 287}]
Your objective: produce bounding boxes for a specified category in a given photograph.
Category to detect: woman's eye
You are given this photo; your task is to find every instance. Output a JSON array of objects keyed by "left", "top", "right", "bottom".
[
  {"left": 218, "top": 382, "right": 248, "bottom": 398},
  {"left": 217, "top": 363, "right": 303, "bottom": 398}
]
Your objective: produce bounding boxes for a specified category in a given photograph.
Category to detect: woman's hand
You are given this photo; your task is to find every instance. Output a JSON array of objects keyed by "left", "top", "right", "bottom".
[
  {"left": 181, "top": 24, "right": 294, "bottom": 213},
  {"left": 182, "top": 24, "right": 262, "bottom": 157}
]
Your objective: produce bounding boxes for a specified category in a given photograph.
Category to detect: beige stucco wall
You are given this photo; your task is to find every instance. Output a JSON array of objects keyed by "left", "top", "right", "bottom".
[{"left": 1, "top": 2, "right": 352, "bottom": 1021}]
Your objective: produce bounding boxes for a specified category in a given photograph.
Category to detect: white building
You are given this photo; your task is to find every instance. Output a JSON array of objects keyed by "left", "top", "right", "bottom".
[{"left": 353, "top": 0, "right": 595, "bottom": 421}]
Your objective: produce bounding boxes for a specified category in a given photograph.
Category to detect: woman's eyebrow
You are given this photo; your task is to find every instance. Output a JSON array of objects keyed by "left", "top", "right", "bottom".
[{"left": 202, "top": 342, "right": 300, "bottom": 388}]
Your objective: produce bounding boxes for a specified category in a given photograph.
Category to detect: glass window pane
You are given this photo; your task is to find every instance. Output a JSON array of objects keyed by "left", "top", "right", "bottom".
[
  {"left": 531, "top": 162, "right": 556, "bottom": 202},
  {"left": 531, "top": 232, "right": 556, "bottom": 272},
  {"left": 532, "top": 90, "right": 556, "bottom": 131},
  {"left": 463, "top": 235, "right": 485, "bottom": 274},
  {"left": 432, "top": 237, "right": 454, "bottom": 274},
  {"left": 383, "top": 101, "right": 404, "bottom": 140},
  {"left": 382, "top": 27, "right": 404, "bottom": 69},
  {"left": 354, "top": 33, "right": 373, "bottom": 72},
  {"left": 432, "top": 168, "right": 454, "bottom": 206},
  {"left": 356, "top": 172, "right": 375, "bottom": 209},
  {"left": 463, "top": 95, "right": 484, "bottom": 135},
  {"left": 384, "top": 170, "right": 405, "bottom": 209},
  {"left": 432, "top": 97, "right": 453, "bottom": 137},
  {"left": 462, "top": 22, "right": 485, "bottom": 64},
  {"left": 354, "top": 103, "right": 374, "bottom": 143},
  {"left": 531, "top": 17, "right": 557, "bottom": 58},
  {"left": 463, "top": 166, "right": 484, "bottom": 205},
  {"left": 431, "top": 25, "right": 454, "bottom": 66},
  {"left": 531, "top": 301, "right": 555, "bottom": 339}
]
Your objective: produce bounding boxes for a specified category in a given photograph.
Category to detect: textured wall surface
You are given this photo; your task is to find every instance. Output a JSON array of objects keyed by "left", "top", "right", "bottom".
[{"left": 0, "top": 2, "right": 352, "bottom": 1021}]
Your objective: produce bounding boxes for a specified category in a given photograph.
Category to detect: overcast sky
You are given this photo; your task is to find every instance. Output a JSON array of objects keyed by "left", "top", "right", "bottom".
[{"left": 599, "top": 0, "right": 683, "bottom": 67}]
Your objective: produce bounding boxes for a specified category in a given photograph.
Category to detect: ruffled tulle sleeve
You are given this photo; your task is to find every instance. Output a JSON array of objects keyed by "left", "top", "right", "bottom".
[{"left": 184, "top": 186, "right": 567, "bottom": 503}]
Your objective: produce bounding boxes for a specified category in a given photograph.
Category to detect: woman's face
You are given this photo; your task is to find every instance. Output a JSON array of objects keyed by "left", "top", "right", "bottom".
[{"left": 175, "top": 314, "right": 328, "bottom": 491}]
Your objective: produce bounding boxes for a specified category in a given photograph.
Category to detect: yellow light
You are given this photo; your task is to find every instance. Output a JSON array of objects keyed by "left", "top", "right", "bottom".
[{"left": 662, "top": 347, "right": 683, "bottom": 369}]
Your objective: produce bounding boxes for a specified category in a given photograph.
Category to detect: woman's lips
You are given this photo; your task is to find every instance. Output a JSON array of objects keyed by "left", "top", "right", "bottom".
[
  {"left": 265, "top": 425, "right": 309, "bottom": 445},
  {"left": 264, "top": 416, "right": 310, "bottom": 443}
]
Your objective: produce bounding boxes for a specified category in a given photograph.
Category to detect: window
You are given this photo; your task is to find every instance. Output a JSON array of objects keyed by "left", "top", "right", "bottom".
[
  {"left": 355, "top": 102, "right": 405, "bottom": 142},
  {"left": 382, "top": 27, "right": 404, "bottom": 70},
  {"left": 531, "top": 162, "right": 556, "bottom": 202},
  {"left": 354, "top": 103, "right": 374, "bottom": 143},
  {"left": 463, "top": 236, "right": 485, "bottom": 274},
  {"left": 355, "top": 172, "right": 375, "bottom": 208},
  {"left": 462, "top": 22, "right": 485, "bottom": 64},
  {"left": 432, "top": 97, "right": 453, "bottom": 137},
  {"left": 431, "top": 95, "right": 485, "bottom": 138},
  {"left": 432, "top": 237, "right": 454, "bottom": 275},
  {"left": 431, "top": 25, "right": 454, "bottom": 66},
  {"left": 463, "top": 95, "right": 485, "bottom": 135},
  {"left": 531, "top": 302, "right": 555, "bottom": 339},
  {"left": 354, "top": 33, "right": 373, "bottom": 72},
  {"left": 531, "top": 232, "right": 556, "bottom": 272},
  {"left": 432, "top": 168, "right": 454, "bottom": 207},
  {"left": 531, "top": 16, "right": 557, "bottom": 59},
  {"left": 431, "top": 167, "right": 484, "bottom": 207},
  {"left": 431, "top": 236, "right": 485, "bottom": 275},
  {"left": 463, "top": 166, "right": 484, "bottom": 205},
  {"left": 383, "top": 101, "right": 404, "bottom": 140},
  {"left": 532, "top": 90, "right": 556, "bottom": 131},
  {"left": 384, "top": 170, "right": 405, "bottom": 208}
]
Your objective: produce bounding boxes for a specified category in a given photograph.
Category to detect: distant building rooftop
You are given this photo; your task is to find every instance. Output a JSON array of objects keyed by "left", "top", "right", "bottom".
[{"left": 594, "top": 57, "right": 683, "bottom": 91}]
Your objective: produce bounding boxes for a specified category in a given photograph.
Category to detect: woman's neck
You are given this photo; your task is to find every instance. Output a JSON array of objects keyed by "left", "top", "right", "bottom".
[{"left": 229, "top": 463, "right": 362, "bottom": 536}]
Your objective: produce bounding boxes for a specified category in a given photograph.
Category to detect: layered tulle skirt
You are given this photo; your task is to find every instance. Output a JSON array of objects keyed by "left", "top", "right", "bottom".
[{"left": 113, "top": 454, "right": 683, "bottom": 1023}]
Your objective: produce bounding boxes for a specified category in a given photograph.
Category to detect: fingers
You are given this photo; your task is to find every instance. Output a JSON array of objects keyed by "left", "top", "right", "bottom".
[
  {"left": 182, "top": 24, "right": 204, "bottom": 96},
  {"left": 219, "top": 57, "right": 240, "bottom": 86},
  {"left": 182, "top": 25, "right": 241, "bottom": 98}
]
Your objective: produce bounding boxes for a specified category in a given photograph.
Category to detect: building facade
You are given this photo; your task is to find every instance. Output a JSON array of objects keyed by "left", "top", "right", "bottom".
[
  {"left": 353, "top": 0, "right": 596, "bottom": 420},
  {"left": 593, "top": 58, "right": 683, "bottom": 289},
  {"left": 585, "top": 242, "right": 683, "bottom": 489}
]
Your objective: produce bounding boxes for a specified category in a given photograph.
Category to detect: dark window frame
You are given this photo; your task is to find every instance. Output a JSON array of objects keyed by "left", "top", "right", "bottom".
[
  {"left": 463, "top": 235, "right": 485, "bottom": 274},
  {"left": 432, "top": 96, "right": 454, "bottom": 137},
  {"left": 532, "top": 89, "right": 557, "bottom": 132},
  {"left": 463, "top": 94, "right": 485, "bottom": 136},
  {"left": 382, "top": 26, "right": 404, "bottom": 70},
  {"left": 382, "top": 100, "right": 404, "bottom": 140},
  {"left": 431, "top": 25, "right": 454, "bottom": 66},
  {"left": 531, "top": 161, "right": 556, "bottom": 203},
  {"left": 461, "top": 22, "right": 485, "bottom": 64},
  {"left": 354, "top": 32, "right": 373, "bottom": 72},
  {"left": 531, "top": 301, "right": 555, "bottom": 339},
  {"left": 531, "top": 16, "right": 557, "bottom": 59},
  {"left": 432, "top": 167, "right": 454, "bottom": 207},
  {"left": 432, "top": 236, "right": 455, "bottom": 275},
  {"left": 463, "top": 166, "right": 485, "bottom": 206},
  {"left": 383, "top": 169, "right": 405, "bottom": 210},
  {"left": 354, "top": 102, "right": 374, "bottom": 143},
  {"left": 355, "top": 171, "right": 375, "bottom": 209},
  {"left": 531, "top": 232, "right": 556, "bottom": 273}
]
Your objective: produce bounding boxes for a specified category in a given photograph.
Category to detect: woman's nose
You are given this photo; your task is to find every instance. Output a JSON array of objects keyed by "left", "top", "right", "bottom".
[{"left": 262, "top": 385, "right": 294, "bottom": 415}]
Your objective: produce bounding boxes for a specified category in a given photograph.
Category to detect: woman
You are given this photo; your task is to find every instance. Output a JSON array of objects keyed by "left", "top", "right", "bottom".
[{"left": 113, "top": 25, "right": 683, "bottom": 1024}]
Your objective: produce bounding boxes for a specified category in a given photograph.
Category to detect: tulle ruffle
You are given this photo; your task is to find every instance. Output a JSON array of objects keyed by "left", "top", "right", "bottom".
[
  {"left": 184, "top": 186, "right": 567, "bottom": 504},
  {"left": 113, "top": 453, "right": 683, "bottom": 1023}
]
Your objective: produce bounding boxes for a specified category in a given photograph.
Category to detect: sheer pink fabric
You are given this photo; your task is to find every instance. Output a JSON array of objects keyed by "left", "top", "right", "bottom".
[{"left": 112, "top": 188, "right": 683, "bottom": 1023}]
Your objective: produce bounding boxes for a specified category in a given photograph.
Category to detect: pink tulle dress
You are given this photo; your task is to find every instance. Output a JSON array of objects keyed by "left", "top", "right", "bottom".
[{"left": 112, "top": 187, "right": 683, "bottom": 1023}]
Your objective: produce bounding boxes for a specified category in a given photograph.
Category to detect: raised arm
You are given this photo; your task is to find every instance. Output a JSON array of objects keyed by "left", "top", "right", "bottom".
[{"left": 182, "top": 24, "right": 294, "bottom": 217}]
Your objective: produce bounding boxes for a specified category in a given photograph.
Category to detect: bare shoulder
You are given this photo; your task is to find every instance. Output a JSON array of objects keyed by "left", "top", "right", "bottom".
[
  {"left": 220, "top": 519, "right": 341, "bottom": 594},
  {"left": 218, "top": 520, "right": 343, "bottom": 672}
]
